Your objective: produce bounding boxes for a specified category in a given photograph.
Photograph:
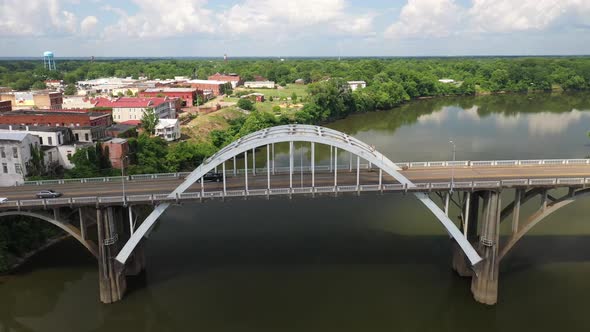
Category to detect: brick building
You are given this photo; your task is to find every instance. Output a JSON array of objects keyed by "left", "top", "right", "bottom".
[
  {"left": 102, "top": 138, "right": 129, "bottom": 169},
  {"left": 139, "top": 88, "right": 200, "bottom": 107},
  {"left": 208, "top": 73, "right": 242, "bottom": 88},
  {"left": 0, "top": 110, "right": 112, "bottom": 127},
  {"left": 185, "top": 80, "right": 229, "bottom": 96},
  {"left": 0, "top": 100, "right": 11, "bottom": 113}
]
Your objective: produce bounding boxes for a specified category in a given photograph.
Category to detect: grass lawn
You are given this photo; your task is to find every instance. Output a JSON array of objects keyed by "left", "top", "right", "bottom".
[
  {"left": 225, "top": 83, "right": 307, "bottom": 117},
  {"left": 233, "top": 83, "right": 308, "bottom": 99},
  {"left": 182, "top": 107, "right": 243, "bottom": 143}
]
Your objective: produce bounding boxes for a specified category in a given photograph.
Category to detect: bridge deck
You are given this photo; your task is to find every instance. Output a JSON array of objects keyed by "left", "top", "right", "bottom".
[{"left": 1, "top": 164, "right": 589, "bottom": 202}]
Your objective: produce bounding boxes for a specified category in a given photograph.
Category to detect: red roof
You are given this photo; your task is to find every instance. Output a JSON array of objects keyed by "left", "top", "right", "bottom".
[
  {"left": 121, "top": 120, "right": 141, "bottom": 126},
  {"left": 94, "top": 97, "right": 170, "bottom": 108}
]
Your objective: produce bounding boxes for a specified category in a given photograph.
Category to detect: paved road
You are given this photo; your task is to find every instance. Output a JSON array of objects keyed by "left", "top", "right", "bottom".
[{"left": 1, "top": 165, "right": 590, "bottom": 201}]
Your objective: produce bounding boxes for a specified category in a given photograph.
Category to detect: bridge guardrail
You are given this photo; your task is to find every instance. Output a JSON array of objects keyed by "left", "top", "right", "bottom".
[
  {"left": 2, "top": 176, "right": 589, "bottom": 210},
  {"left": 17, "top": 158, "right": 590, "bottom": 188}
]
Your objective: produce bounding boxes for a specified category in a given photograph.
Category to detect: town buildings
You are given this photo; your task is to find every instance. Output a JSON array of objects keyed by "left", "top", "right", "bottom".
[
  {"left": 95, "top": 97, "right": 177, "bottom": 123},
  {"left": 241, "top": 93, "right": 265, "bottom": 102},
  {"left": 155, "top": 119, "right": 181, "bottom": 142},
  {"left": 62, "top": 96, "right": 98, "bottom": 110},
  {"left": 44, "top": 80, "right": 64, "bottom": 90},
  {"left": 0, "top": 91, "right": 63, "bottom": 110},
  {"left": 244, "top": 81, "right": 276, "bottom": 89},
  {"left": 0, "top": 125, "right": 73, "bottom": 147},
  {"left": 140, "top": 88, "right": 199, "bottom": 107},
  {"left": 208, "top": 73, "right": 242, "bottom": 88},
  {"left": 186, "top": 80, "right": 229, "bottom": 96},
  {"left": 0, "top": 132, "right": 40, "bottom": 186},
  {"left": 0, "top": 110, "right": 112, "bottom": 127}
]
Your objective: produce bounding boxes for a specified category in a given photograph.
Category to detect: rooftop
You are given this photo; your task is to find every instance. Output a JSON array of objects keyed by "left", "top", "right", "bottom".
[
  {"left": 106, "top": 138, "right": 128, "bottom": 144},
  {"left": 155, "top": 119, "right": 178, "bottom": 129},
  {"left": 121, "top": 120, "right": 141, "bottom": 126},
  {"left": 95, "top": 97, "right": 170, "bottom": 108},
  {"left": 0, "top": 124, "right": 71, "bottom": 133},
  {"left": 0, "top": 132, "right": 29, "bottom": 142},
  {"left": 0, "top": 110, "right": 110, "bottom": 119},
  {"left": 144, "top": 88, "right": 196, "bottom": 93},
  {"left": 187, "top": 79, "right": 228, "bottom": 85},
  {"left": 106, "top": 123, "right": 137, "bottom": 132}
]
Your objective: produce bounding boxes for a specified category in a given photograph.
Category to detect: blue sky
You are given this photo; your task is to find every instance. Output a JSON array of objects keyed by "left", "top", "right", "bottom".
[{"left": 0, "top": 0, "right": 589, "bottom": 57}]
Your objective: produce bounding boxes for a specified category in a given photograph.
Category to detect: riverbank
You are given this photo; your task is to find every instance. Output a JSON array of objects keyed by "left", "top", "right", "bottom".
[{"left": 0, "top": 234, "right": 70, "bottom": 275}]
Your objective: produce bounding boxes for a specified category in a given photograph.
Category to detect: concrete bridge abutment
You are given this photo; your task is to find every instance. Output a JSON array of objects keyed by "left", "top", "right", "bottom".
[
  {"left": 97, "top": 207, "right": 127, "bottom": 304},
  {"left": 95, "top": 206, "right": 148, "bottom": 304},
  {"left": 470, "top": 190, "right": 501, "bottom": 305}
]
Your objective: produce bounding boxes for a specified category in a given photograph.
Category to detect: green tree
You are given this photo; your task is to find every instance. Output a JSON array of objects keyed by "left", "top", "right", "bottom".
[
  {"left": 25, "top": 144, "right": 45, "bottom": 178},
  {"left": 125, "top": 89, "right": 134, "bottom": 96},
  {"left": 141, "top": 108, "right": 159, "bottom": 135},
  {"left": 237, "top": 98, "right": 255, "bottom": 111},
  {"left": 31, "top": 81, "right": 47, "bottom": 90},
  {"left": 127, "top": 134, "right": 169, "bottom": 174},
  {"left": 64, "top": 84, "right": 77, "bottom": 96},
  {"left": 291, "top": 92, "right": 298, "bottom": 103},
  {"left": 238, "top": 111, "right": 277, "bottom": 137}
]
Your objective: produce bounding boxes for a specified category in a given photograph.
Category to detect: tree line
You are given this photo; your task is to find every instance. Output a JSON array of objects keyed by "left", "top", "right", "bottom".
[{"left": 2, "top": 57, "right": 590, "bottom": 92}]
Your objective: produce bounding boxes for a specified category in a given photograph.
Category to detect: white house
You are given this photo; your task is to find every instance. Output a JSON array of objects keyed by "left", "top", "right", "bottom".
[
  {"left": 155, "top": 119, "right": 181, "bottom": 142},
  {"left": 244, "top": 81, "right": 275, "bottom": 89},
  {"left": 0, "top": 132, "right": 40, "bottom": 186},
  {"left": 347, "top": 81, "right": 367, "bottom": 91}
]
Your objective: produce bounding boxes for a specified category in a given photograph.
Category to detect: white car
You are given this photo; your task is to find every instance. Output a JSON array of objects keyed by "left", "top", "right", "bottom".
[{"left": 0, "top": 197, "right": 7, "bottom": 204}]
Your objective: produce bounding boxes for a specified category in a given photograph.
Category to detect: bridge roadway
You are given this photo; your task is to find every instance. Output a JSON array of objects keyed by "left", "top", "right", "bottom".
[{"left": 1, "top": 164, "right": 590, "bottom": 201}]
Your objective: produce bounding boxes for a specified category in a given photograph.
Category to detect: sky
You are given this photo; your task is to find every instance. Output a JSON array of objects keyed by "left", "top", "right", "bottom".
[{"left": 0, "top": 0, "right": 589, "bottom": 57}]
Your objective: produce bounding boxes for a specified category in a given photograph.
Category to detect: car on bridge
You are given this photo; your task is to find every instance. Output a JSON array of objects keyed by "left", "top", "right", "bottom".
[
  {"left": 36, "top": 190, "right": 62, "bottom": 199},
  {"left": 197, "top": 172, "right": 223, "bottom": 183},
  {"left": 0, "top": 197, "right": 7, "bottom": 204}
]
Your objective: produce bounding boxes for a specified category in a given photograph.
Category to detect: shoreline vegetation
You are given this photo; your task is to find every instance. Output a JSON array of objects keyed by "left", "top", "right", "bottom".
[{"left": 2, "top": 57, "right": 590, "bottom": 272}]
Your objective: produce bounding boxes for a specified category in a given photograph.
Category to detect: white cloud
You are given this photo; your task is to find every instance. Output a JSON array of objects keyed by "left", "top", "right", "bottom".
[
  {"left": 219, "top": 0, "right": 374, "bottom": 37},
  {"left": 385, "top": 0, "right": 464, "bottom": 39},
  {"left": 385, "top": 0, "right": 590, "bottom": 39},
  {"left": 0, "top": 0, "right": 78, "bottom": 36},
  {"left": 469, "top": 0, "right": 570, "bottom": 33},
  {"left": 105, "top": 0, "right": 215, "bottom": 38},
  {"left": 80, "top": 16, "right": 99, "bottom": 34}
]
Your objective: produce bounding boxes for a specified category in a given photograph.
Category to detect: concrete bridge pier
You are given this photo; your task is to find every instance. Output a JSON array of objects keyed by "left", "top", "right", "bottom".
[
  {"left": 471, "top": 190, "right": 501, "bottom": 305},
  {"left": 452, "top": 192, "right": 480, "bottom": 277},
  {"left": 97, "top": 207, "right": 127, "bottom": 304}
]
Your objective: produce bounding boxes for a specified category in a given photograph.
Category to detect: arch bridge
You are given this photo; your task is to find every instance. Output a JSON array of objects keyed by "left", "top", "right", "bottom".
[{"left": 1, "top": 125, "right": 590, "bottom": 305}]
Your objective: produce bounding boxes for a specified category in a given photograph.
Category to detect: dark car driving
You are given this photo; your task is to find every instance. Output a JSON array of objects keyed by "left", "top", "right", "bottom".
[
  {"left": 36, "top": 190, "right": 62, "bottom": 199},
  {"left": 197, "top": 172, "right": 223, "bottom": 183}
]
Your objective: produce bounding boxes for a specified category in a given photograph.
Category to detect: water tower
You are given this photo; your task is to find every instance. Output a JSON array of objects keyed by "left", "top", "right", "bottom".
[{"left": 43, "top": 51, "right": 56, "bottom": 71}]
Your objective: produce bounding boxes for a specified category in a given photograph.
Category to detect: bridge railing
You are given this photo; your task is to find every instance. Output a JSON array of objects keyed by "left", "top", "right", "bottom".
[
  {"left": 18, "top": 158, "right": 590, "bottom": 188},
  {"left": 3, "top": 177, "right": 589, "bottom": 210}
]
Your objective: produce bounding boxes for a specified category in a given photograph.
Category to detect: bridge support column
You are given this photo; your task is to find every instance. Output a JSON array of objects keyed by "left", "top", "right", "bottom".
[
  {"left": 97, "top": 207, "right": 127, "bottom": 304},
  {"left": 452, "top": 192, "right": 479, "bottom": 277},
  {"left": 471, "top": 190, "right": 501, "bottom": 305}
]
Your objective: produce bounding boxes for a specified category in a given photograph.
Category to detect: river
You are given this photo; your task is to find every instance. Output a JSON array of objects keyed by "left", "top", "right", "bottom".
[{"left": 2, "top": 92, "right": 590, "bottom": 332}]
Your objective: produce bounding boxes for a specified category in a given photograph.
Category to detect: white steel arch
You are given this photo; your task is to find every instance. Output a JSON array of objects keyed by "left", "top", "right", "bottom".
[
  {"left": 116, "top": 125, "right": 482, "bottom": 265},
  {"left": 0, "top": 211, "right": 98, "bottom": 258}
]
